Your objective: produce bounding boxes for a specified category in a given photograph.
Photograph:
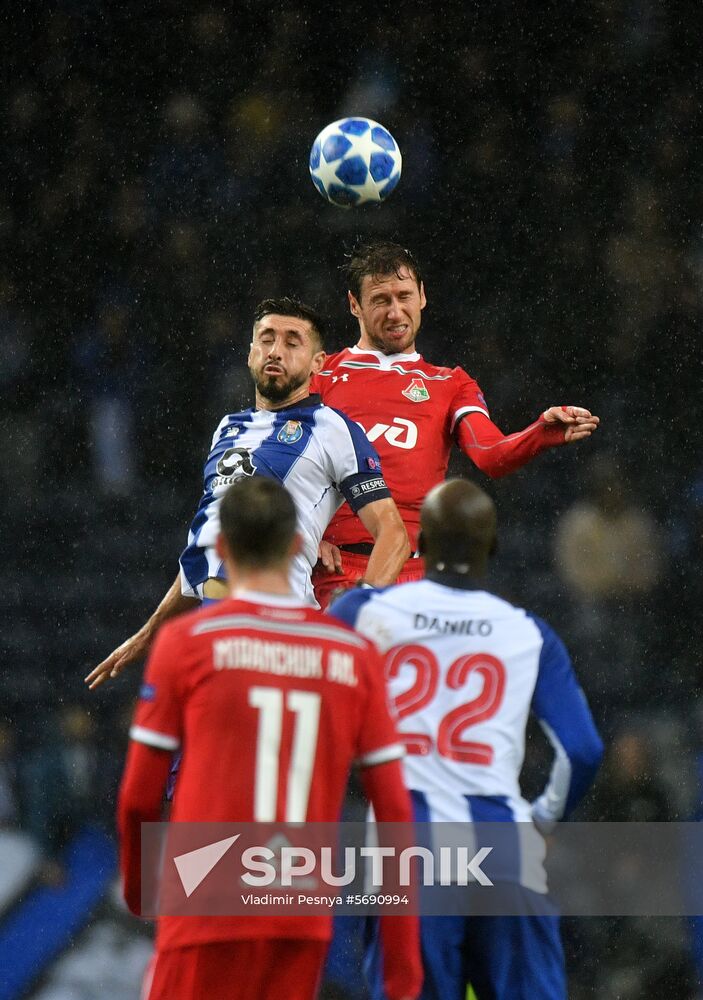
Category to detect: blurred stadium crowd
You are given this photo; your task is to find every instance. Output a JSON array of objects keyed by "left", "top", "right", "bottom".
[{"left": 1, "top": 2, "right": 702, "bottom": 997}]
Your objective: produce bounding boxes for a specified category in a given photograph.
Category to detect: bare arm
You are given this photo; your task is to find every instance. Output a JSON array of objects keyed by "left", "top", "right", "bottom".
[
  {"left": 356, "top": 497, "right": 411, "bottom": 587},
  {"left": 84, "top": 573, "right": 198, "bottom": 690}
]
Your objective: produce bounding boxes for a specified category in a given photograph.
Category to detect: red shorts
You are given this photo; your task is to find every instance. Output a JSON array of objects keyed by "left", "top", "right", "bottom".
[
  {"left": 143, "top": 939, "right": 328, "bottom": 1000},
  {"left": 312, "top": 550, "right": 425, "bottom": 610}
]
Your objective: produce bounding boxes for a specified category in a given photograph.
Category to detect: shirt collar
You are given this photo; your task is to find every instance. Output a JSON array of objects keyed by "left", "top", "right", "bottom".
[
  {"left": 258, "top": 393, "right": 321, "bottom": 413},
  {"left": 349, "top": 345, "right": 421, "bottom": 364}
]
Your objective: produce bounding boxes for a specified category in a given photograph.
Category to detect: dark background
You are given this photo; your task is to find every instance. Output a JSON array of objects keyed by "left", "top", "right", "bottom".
[{"left": 1, "top": 2, "right": 702, "bottom": 997}]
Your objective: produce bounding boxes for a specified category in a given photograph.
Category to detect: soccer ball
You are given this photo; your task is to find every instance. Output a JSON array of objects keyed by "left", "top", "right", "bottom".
[{"left": 309, "top": 118, "right": 402, "bottom": 208}]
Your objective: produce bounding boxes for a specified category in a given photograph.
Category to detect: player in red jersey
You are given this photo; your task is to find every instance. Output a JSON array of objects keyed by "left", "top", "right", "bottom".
[
  {"left": 311, "top": 241, "right": 600, "bottom": 608},
  {"left": 118, "top": 477, "right": 421, "bottom": 1000}
]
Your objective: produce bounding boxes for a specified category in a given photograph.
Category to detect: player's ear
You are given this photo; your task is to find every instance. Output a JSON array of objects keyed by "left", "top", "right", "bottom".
[
  {"left": 348, "top": 290, "right": 361, "bottom": 317},
  {"left": 419, "top": 281, "right": 427, "bottom": 310},
  {"left": 310, "top": 350, "right": 326, "bottom": 376}
]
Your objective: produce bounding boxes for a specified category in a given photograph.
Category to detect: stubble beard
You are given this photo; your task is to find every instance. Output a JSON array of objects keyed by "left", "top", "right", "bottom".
[
  {"left": 362, "top": 317, "right": 419, "bottom": 356},
  {"left": 252, "top": 368, "right": 308, "bottom": 404}
]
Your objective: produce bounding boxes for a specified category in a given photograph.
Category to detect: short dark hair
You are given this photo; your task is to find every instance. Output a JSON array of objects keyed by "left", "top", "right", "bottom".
[
  {"left": 253, "top": 297, "right": 326, "bottom": 350},
  {"left": 219, "top": 478, "right": 297, "bottom": 568},
  {"left": 419, "top": 480, "right": 497, "bottom": 573},
  {"left": 343, "top": 241, "right": 423, "bottom": 301}
]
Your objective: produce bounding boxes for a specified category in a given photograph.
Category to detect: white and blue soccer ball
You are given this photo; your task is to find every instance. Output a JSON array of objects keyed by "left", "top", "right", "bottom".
[{"left": 309, "top": 118, "right": 402, "bottom": 207}]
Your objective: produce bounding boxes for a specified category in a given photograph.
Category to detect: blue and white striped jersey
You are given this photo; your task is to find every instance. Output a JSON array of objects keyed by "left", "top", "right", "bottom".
[
  {"left": 180, "top": 396, "right": 390, "bottom": 605},
  {"left": 330, "top": 578, "right": 603, "bottom": 888}
]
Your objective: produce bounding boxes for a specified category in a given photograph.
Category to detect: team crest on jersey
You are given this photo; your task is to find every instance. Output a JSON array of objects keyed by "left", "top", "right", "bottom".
[
  {"left": 402, "top": 378, "right": 430, "bottom": 403},
  {"left": 277, "top": 420, "right": 303, "bottom": 444}
]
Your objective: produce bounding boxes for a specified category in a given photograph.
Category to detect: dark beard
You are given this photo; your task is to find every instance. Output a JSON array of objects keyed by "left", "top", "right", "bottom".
[{"left": 252, "top": 369, "right": 308, "bottom": 404}]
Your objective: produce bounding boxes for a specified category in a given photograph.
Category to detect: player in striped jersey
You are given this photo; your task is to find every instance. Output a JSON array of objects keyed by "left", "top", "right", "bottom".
[
  {"left": 86, "top": 298, "right": 408, "bottom": 690},
  {"left": 330, "top": 479, "right": 604, "bottom": 1000},
  {"left": 311, "top": 241, "right": 600, "bottom": 608}
]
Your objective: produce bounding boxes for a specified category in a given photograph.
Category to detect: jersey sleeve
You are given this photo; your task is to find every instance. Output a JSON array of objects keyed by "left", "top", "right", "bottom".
[
  {"left": 320, "top": 408, "right": 392, "bottom": 513},
  {"left": 129, "top": 623, "right": 186, "bottom": 753},
  {"left": 448, "top": 367, "right": 491, "bottom": 432},
  {"left": 455, "top": 402, "right": 566, "bottom": 478},
  {"left": 528, "top": 615, "right": 604, "bottom": 832},
  {"left": 355, "top": 642, "right": 405, "bottom": 768}
]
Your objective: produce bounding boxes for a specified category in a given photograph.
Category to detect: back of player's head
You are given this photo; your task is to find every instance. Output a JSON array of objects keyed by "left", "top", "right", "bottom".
[
  {"left": 219, "top": 477, "right": 298, "bottom": 568},
  {"left": 344, "top": 240, "right": 423, "bottom": 301},
  {"left": 419, "top": 479, "right": 497, "bottom": 575},
  {"left": 253, "top": 297, "right": 326, "bottom": 351}
]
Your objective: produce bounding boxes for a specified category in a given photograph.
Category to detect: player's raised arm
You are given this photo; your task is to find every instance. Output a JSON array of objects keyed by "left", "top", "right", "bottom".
[
  {"left": 84, "top": 573, "right": 198, "bottom": 690},
  {"left": 455, "top": 402, "right": 600, "bottom": 479}
]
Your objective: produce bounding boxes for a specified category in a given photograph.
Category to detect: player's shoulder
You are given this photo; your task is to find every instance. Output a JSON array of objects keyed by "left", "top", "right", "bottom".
[
  {"left": 209, "top": 408, "right": 256, "bottom": 444},
  {"left": 313, "top": 401, "right": 362, "bottom": 436},
  {"left": 362, "top": 579, "right": 537, "bottom": 625},
  {"left": 330, "top": 581, "right": 428, "bottom": 635},
  {"left": 412, "top": 355, "right": 475, "bottom": 382},
  {"left": 474, "top": 595, "right": 562, "bottom": 650},
  {"left": 313, "top": 400, "right": 350, "bottom": 423},
  {"left": 213, "top": 408, "right": 256, "bottom": 428},
  {"left": 521, "top": 610, "right": 565, "bottom": 649}
]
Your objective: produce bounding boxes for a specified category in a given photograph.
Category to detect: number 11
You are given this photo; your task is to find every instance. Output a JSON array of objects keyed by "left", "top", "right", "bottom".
[{"left": 248, "top": 687, "right": 321, "bottom": 822}]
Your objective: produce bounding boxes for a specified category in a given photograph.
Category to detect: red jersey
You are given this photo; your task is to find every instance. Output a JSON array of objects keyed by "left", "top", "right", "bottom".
[
  {"left": 312, "top": 346, "right": 564, "bottom": 550},
  {"left": 121, "top": 592, "right": 404, "bottom": 951}
]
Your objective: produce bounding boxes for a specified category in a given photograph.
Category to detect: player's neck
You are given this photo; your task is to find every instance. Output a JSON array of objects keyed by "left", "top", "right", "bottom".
[
  {"left": 426, "top": 563, "right": 486, "bottom": 590},
  {"left": 230, "top": 568, "right": 294, "bottom": 596},
  {"left": 254, "top": 384, "right": 311, "bottom": 412},
  {"left": 355, "top": 336, "right": 417, "bottom": 356}
]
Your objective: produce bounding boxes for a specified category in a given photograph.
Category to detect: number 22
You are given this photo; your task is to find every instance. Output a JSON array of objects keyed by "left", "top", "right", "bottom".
[{"left": 385, "top": 644, "right": 506, "bottom": 764}]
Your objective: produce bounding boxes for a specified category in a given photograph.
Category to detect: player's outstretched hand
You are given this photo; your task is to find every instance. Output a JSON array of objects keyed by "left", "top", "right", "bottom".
[
  {"left": 84, "top": 628, "right": 150, "bottom": 690},
  {"left": 542, "top": 405, "right": 600, "bottom": 443},
  {"left": 317, "top": 539, "right": 343, "bottom": 574}
]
